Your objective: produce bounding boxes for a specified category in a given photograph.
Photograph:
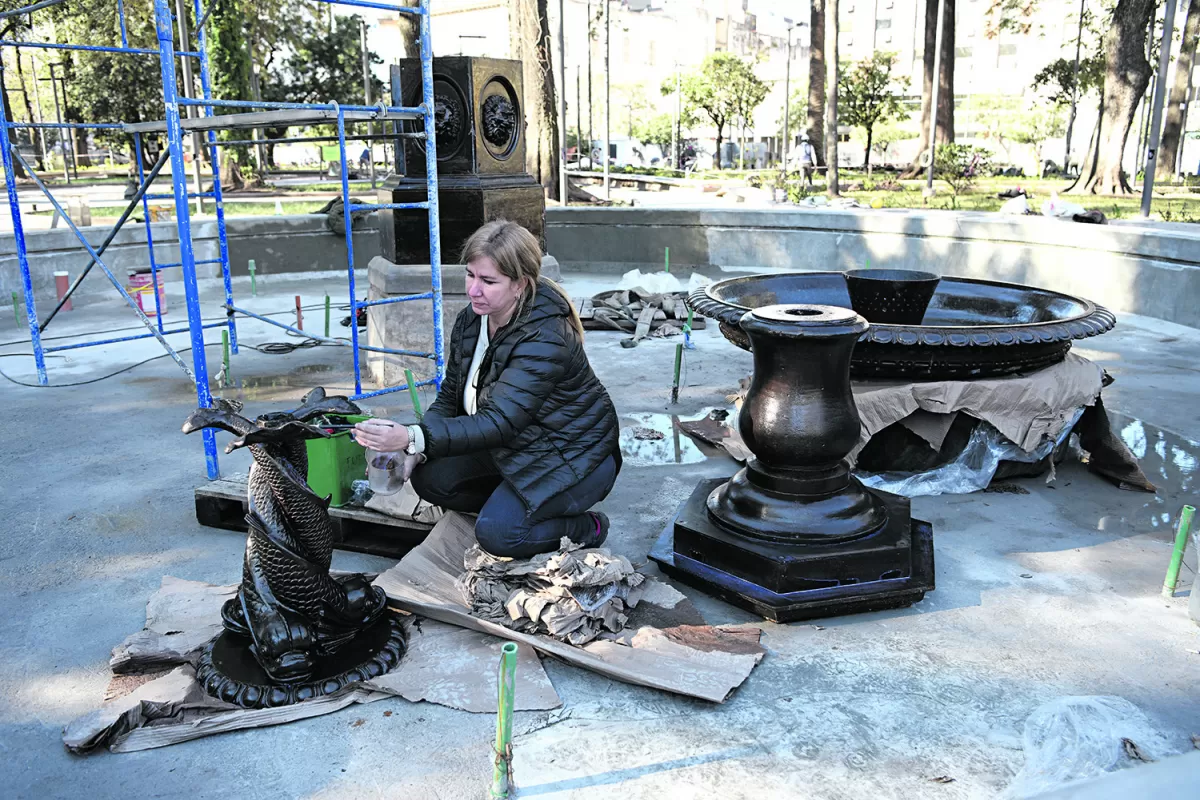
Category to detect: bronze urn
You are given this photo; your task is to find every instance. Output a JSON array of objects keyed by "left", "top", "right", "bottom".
[{"left": 651, "top": 304, "right": 935, "bottom": 621}]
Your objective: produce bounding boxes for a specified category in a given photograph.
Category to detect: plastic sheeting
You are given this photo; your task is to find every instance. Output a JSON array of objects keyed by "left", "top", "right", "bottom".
[
  {"left": 1001, "top": 696, "right": 1173, "bottom": 799},
  {"left": 859, "top": 407, "right": 1085, "bottom": 497}
]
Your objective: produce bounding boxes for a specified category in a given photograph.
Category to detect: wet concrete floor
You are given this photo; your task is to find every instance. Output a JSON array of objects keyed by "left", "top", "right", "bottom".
[{"left": 1, "top": 273, "right": 1198, "bottom": 798}]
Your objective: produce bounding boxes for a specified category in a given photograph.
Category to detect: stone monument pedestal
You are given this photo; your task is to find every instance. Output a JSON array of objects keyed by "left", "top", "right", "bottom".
[{"left": 366, "top": 256, "right": 469, "bottom": 389}]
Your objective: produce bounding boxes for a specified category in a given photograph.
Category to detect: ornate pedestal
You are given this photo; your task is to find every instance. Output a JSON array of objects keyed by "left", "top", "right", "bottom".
[
  {"left": 380, "top": 56, "right": 545, "bottom": 264},
  {"left": 650, "top": 305, "right": 935, "bottom": 622},
  {"left": 183, "top": 389, "right": 406, "bottom": 708}
]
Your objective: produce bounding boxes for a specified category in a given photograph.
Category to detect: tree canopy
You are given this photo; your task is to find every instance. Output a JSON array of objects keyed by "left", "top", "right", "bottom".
[
  {"left": 837, "top": 52, "right": 909, "bottom": 170},
  {"left": 673, "top": 52, "right": 767, "bottom": 167}
]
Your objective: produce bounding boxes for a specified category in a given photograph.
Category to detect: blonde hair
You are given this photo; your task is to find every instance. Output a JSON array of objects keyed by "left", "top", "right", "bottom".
[{"left": 460, "top": 220, "right": 584, "bottom": 338}]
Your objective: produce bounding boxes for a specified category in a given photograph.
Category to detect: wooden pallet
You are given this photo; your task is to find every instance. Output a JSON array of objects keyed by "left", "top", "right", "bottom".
[{"left": 195, "top": 473, "right": 432, "bottom": 559}]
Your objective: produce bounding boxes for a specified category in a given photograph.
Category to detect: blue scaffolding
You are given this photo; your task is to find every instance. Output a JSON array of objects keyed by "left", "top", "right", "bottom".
[{"left": 0, "top": 0, "right": 444, "bottom": 480}]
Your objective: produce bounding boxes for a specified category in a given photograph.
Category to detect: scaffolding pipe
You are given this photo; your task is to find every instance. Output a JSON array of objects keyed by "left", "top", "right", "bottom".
[
  {"left": 0, "top": 59, "right": 47, "bottom": 383},
  {"left": 39, "top": 149, "right": 172, "bottom": 333},
  {"left": 153, "top": 0, "right": 219, "bottom": 479},
  {"left": 12, "top": 147, "right": 196, "bottom": 377}
]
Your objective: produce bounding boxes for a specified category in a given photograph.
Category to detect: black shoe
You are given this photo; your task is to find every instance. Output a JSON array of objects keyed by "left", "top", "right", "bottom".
[{"left": 587, "top": 511, "right": 610, "bottom": 548}]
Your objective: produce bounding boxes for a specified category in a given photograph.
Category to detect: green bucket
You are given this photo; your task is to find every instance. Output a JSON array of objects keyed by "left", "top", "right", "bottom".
[{"left": 306, "top": 413, "right": 370, "bottom": 507}]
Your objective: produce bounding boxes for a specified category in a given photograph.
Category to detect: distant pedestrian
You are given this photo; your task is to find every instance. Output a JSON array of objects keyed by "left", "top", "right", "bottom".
[
  {"left": 792, "top": 133, "right": 817, "bottom": 188},
  {"left": 359, "top": 147, "right": 371, "bottom": 172}
]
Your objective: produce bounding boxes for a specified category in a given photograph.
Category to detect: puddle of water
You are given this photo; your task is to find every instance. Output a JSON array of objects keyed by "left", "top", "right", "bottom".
[
  {"left": 619, "top": 412, "right": 715, "bottom": 466},
  {"left": 1107, "top": 413, "right": 1198, "bottom": 533}
]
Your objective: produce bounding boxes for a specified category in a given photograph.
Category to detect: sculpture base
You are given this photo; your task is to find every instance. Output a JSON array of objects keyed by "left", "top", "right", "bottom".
[
  {"left": 379, "top": 173, "right": 545, "bottom": 264},
  {"left": 196, "top": 614, "right": 407, "bottom": 708},
  {"left": 650, "top": 480, "right": 935, "bottom": 622}
]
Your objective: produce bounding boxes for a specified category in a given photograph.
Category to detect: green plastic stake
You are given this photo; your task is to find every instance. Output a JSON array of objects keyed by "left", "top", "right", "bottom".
[
  {"left": 664, "top": 246, "right": 670, "bottom": 273},
  {"left": 404, "top": 368, "right": 424, "bottom": 421},
  {"left": 248, "top": 259, "right": 257, "bottom": 296},
  {"left": 221, "top": 329, "right": 231, "bottom": 386},
  {"left": 671, "top": 342, "right": 684, "bottom": 404},
  {"left": 11, "top": 291, "right": 20, "bottom": 326},
  {"left": 324, "top": 294, "right": 331, "bottom": 338},
  {"left": 490, "top": 641, "right": 518, "bottom": 799},
  {"left": 1162, "top": 504, "right": 1195, "bottom": 597}
]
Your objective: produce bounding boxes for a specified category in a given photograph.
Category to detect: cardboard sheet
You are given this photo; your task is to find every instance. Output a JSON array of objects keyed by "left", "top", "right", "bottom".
[
  {"left": 66, "top": 577, "right": 560, "bottom": 754},
  {"left": 851, "top": 353, "right": 1104, "bottom": 455},
  {"left": 372, "top": 512, "right": 766, "bottom": 704}
]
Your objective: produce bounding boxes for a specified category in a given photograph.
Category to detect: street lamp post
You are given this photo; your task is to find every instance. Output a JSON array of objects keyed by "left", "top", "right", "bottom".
[
  {"left": 1141, "top": 0, "right": 1181, "bottom": 216},
  {"left": 924, "top": 0, "right": 947, "bottom": 193},
  {"left": 781, "top": 19, "right": 806, "bottom": 180}
]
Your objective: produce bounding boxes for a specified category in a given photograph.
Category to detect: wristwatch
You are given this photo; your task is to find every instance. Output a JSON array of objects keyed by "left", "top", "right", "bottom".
[{"left": 404, "top": 424, "right": 420, "bottom": 456}]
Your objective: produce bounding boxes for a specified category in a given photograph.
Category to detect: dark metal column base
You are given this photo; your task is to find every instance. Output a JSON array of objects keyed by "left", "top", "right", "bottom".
[
  {"left": 650, "top": 480, "right": 935, "bottom": 623},
  {"left": 195, "top": 614, "right": 407, "bottom": 709}
]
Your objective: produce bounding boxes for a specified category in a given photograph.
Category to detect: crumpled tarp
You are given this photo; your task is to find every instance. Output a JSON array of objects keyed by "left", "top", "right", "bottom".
[
  {"left": 850, "top": 353, "right": 1104, "bottom": 456},
  {"left": 64, "top": 576, "right": 561, "bottom": 755},
  {"left": 678, "top": 354, "right": 1150, "bottom": 494},
  {"left": 374, "top": 512, "right": 766, "bottom": 703},
  {"left": 457, "top": 539, "right": 646, "bottom": 645}
]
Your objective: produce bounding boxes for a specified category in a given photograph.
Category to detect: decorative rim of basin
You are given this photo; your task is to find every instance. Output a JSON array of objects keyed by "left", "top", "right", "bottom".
[{"left": 687, "top": 273, "right": 1117, "bottom": 348}]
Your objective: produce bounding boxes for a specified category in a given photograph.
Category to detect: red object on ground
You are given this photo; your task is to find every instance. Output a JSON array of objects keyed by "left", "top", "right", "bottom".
[
  {"left": 296, "top": 295, "right": 303, "bottom": 331},
  {"left": 54, "top": 271, "right": 72, "bottom": 312}
]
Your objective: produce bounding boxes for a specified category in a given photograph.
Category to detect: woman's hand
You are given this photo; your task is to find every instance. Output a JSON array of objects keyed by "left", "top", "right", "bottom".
[{"left": 353, "top": 419, "right": 411, "bottom": 452}]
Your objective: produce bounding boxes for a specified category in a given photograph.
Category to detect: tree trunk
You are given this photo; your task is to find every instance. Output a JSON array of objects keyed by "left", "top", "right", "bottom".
[
  {"left": 0, "top": 76, "right": 28, "bottom": 179},
  {"left": 396, "top": 2, "right": 421, "bottom": 58},
  {"left": 904, "top": 0, "right": 955, "bottom": 177},
  {"left": 715, "top": 120, "right": 725, "bottom": 167},
  {"left": 11, "top": 49, "right": 45, "bottom": 171},
  {"left": 807, "top": 0, "right": 827, "bottom": 164},
  {"left": 1069, "top": 0, "right": 1154, "bottom": 194},
  {"left": 1157, "top": 0, "right": 1200, "bottom": 181},
  {"left": 826, "top": 0, "right": 839, "bottom": 197},
  {"left": 510, "top": 0, "right": 560, "bottom": 199},
  {"left": 864, "top": 125, "right": 874, "bottom": 171}
]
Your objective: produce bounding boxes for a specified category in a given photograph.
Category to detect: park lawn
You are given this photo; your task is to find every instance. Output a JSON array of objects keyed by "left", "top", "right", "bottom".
[{"left": 825, "top": 174, "right": 1200, "bottom": 221}]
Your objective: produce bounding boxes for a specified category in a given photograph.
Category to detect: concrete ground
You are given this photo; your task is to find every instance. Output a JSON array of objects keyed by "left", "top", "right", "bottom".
[{"left": 1, "top": 271, "right": 1198, "bottom": 799}]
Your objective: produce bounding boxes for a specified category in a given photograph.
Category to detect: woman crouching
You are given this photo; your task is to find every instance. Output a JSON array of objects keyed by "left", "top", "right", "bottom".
[{"left": 354, "top": 220, "right": 621, "bottom": 558}]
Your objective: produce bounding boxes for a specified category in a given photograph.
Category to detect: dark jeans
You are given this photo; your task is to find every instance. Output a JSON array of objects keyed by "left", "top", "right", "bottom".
[{"left": 411, "top": 452, "right": 618, "bottom": 558}]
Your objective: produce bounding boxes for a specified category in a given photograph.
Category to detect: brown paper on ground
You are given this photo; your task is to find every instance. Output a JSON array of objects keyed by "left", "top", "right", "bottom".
[
  {"left": 851, "top": 353, "right": 1103, "bottom": 456},
  {"left": 67, "top": 579, "right": 561, "bottom": 754},
  {"left": 372, "top": 512, "right": 765, "bottom": 704}
]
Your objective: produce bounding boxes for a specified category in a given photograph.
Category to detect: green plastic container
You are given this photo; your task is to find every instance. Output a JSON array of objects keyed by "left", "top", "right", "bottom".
[{"left": 305, "top": 414, "right": 370, "bottom": 507}]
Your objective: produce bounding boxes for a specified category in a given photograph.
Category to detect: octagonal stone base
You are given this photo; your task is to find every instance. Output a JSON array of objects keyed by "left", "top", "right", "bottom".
[{"left": 650, "top": 479, "right": 935, "bottom": 622}]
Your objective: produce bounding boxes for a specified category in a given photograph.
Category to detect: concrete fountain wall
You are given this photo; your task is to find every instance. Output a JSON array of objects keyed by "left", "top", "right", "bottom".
[
  {"left": 5, "top": 207, "right": 1200, "bottom": 330},
  {"left": 544, "top": 207, "right": 1200, "bottom": 330},
  {"left": 0, "top": 214, "right": 381, "bottom": 308}
]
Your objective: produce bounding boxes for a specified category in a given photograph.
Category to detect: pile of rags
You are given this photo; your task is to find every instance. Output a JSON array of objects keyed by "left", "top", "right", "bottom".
[{"left": 456, "top": 538, "right": 646, "bottom": 645}]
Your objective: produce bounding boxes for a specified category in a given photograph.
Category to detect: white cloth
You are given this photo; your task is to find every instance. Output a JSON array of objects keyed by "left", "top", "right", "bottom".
[
  {"left": 410, "top": 314, "right": 490, "bottom": 457},
  {"left": 464, "top": 315, "right": 490, "bottom": 415}
]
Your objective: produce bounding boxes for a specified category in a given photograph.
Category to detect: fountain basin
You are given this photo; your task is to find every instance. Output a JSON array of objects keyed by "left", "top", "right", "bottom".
[{"left": 688, "top": 272, "right": 1116, "bottom": 380}]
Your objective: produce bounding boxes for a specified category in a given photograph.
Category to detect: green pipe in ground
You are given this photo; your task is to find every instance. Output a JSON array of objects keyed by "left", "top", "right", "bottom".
[
  {"left": 490, "top": 641, "right": 518, "bottom": 799},
  {"left": 671, "top": 342, "right": 684, "bottom": 404},
  {"left": 221, "top": 330, "right": 231, "bottom": 386},
  {"left": 1163, "top": 504, "right": 1195, "bottom": 597},
  {"left": 248, "top": 260, "right": 257, "bottom": 296},
  {"left": 404, "top": 368, "right": 423, "bottom": 421},
  {"left": 664, "top": 246, "right": 670, "bottom": 273},
  {"left": 324, "top": 295, "right": 331, "bottom": 338},
  {"left": 11, "top": 291, "right": 19, "bottom": 326}
]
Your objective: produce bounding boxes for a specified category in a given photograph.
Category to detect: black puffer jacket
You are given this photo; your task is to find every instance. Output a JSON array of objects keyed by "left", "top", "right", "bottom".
[{"left": 419, "top": 280, "right": 621, "bottom": 511}]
